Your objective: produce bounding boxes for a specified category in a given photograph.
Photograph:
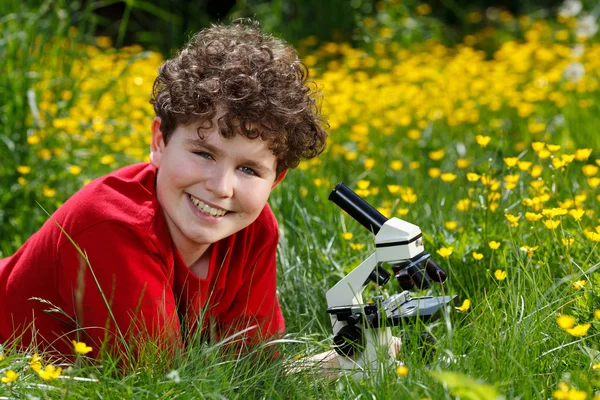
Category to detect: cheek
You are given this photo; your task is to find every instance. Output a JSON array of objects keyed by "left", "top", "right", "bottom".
[{"left": 237, "top": 182, "right": 272, "bottom": 213}]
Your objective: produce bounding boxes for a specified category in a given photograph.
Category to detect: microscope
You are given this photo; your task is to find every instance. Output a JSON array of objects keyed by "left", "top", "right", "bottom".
[{"left": 326, "top": 183, "right": 457, "bottom": 373}]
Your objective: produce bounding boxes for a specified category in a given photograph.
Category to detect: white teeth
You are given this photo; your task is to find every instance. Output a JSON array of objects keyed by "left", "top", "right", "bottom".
[{"left": 189, "top": 194, "right": 227, "bottom": 217}]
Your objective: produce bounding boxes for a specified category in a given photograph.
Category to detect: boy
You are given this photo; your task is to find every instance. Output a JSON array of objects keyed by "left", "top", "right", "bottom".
[{"left": 0, "top": 20, "right": 327, "bottom": 359}]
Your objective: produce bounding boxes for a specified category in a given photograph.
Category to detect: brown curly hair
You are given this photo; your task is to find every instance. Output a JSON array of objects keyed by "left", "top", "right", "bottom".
[{"left": 150, "top": 20, "right": 327, "bottom": 175}]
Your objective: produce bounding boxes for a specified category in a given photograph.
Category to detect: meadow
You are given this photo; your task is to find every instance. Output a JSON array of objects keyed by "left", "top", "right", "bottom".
[{"left": 1, "top": 1, "right": 600, "bottom": 399}]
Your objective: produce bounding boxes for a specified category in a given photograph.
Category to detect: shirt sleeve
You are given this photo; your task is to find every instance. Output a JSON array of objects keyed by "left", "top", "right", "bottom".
[
  {"left": 56, "top": 222, "right": 181, "bottom": 357},
  {"left": 216, "top": 225, "right": 285, "bottom": 346}
]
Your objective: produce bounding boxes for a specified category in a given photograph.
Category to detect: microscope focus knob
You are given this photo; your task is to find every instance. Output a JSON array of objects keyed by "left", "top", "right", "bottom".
[{"left": 333, "top": 325, "right": 364, "bottom": 358}]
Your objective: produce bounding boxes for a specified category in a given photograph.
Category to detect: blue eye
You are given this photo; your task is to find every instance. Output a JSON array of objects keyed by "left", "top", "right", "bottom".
[
  {"left": 195, "top": 151, "right": 213, "bottom": 159},
  {"left": 239, "top": 166, "right": 258, "bottom": 176}
]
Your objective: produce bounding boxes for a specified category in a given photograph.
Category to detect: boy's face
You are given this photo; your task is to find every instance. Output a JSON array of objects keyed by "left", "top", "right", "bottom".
[{"left": 150, "top": 111, "right": 284, "bottom": 261}]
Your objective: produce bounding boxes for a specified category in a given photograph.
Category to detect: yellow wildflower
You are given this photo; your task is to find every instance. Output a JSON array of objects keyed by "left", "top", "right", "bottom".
[
  {"left": 538, "top": 149, "right": 551, "bottom": 159},
  {"left": 444, "top": 221, "right": 458, "bottom": 230},
  {"left": 456, "top": 299, "right": 471, "bottom": 312},
  {"left": 569, "top": 209, "right": 585, "bottom": 221},
  {"left": 341, "top": 232, "right": 353, "bottom": 240},
  {"left": 364, "top": 158, "right": 375, "bottom": 170},
  {"left": 349, "top": 243, "right": 365, "bottom": 251},
  {"left": 494, "top": 270, "right": 507, "bottom": 281},
  {"left": 387, "top": 185, "right": 401, "bottom": 194},
  {"left": 543, "top": 219, "right": 561, "bottom": 230},
  {"left": 401, "top": 192, "right": 417, "bottom": 204},
  {"left": 466, "top": 172, "right": 480, "bottom": 182},
  {"left": 475, "top": 135, "right": 491, "bottom": 147},
  {"left": 409, "top": 161, "right": 420, "bottom": 169},
  {"left": 428, "top": 168, "right": 441, "bottom": 178},
  {"left": 525, "top": 212, "right": 543, "bottom": 222},
  {"left": 440, "top": 172, "right": 457, "bottom": 182},
  {"left": 396, "top": 365, "right": 409, "bottom": 377},
  {"left": 572, "top": 280, "right": 587, "bottom": 290},
  {"left": 73, "top": 340, "right": 93, "bottom": 354},
  {"left": 588, "top": 177, "right": 600, "bottom": 188},
  {"left": 529, "top": 165, "right": 543, "bottom": 178},
  {"left": 472, "top": 252, "right": 484, "bottom": 260},
  {"left": 531, "top": 142, "right": 545, "bottom": 152},
  {"left": 488, "top": 241, "right": 501, "bottom": 250},
  {"left": 456, "top": 158, "right": 470, "bottom": 169},
  {"left": 69, "top": 165, "right": 82, "bottom": 175},
  {"left": 517, "top": 161, "right": 532, "bottom": 171},
  {"left": 582, "top": 164, "right": 599, "bottom": 177},
  {"left": 546, "top": 144, "right": 561, "bottom": 152},
  {"left": 30, "top": 353, "right": 42, "bottom": 372},
  {"left": 37, "top": 365, "right": 62, "bottom": 381},
  {"left": 436, "top": 247, "right": 453, "bottom": 258},
  {"left": 456, "top": 199, "right": 473, "bottom": 212},
  {"left": 389, "top": 160, "right": 403, "bottom": 171},
  {"left": 505, "top": 214, "right": 521, "bottom": 227},
  {"left": 357, "top": 180, "right": 370, "bottom": 190},
  {"left": 1, "top": 370, "right": 18, "bottom": 384},
  {"left": 504, "top": 157, "right": 518, "bottom": 168},
  {"left": 428, "top": 149, "right": 445, "bottom": 161},
  {"left": 594, "top": 309, "right": 600, "bottom": 320},
  {"left": 396, "top": 208, "right": 409, "bottom": 216},
  {"left": 519, "top": 245, "right": 538, "bottom": 257},
  {"left": 17, "top": 165, "right": 31, "bottom": 174},
  {"left": 556, "top": 315, "right": 576, "bottom": 330},
  {"left": 562, "top": 238, "right": 575, "bottom": 246},
  {"left": 565, "top": 323, "right": 591, "bottom": 337}
]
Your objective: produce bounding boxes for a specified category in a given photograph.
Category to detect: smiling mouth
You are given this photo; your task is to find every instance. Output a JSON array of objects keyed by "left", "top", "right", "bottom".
[{"left": 188, "top": 194, "right": 228, "bottom": 217}]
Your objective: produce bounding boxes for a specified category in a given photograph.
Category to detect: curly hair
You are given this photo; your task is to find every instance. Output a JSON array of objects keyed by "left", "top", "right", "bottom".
[{"left": 150, "top": 20, "right": 327, "bottom": 175}]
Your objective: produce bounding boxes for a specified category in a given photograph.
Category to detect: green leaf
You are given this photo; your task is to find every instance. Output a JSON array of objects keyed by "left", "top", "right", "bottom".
[{"left": 430, "top": 370, "right": 503, "bottom": 400}]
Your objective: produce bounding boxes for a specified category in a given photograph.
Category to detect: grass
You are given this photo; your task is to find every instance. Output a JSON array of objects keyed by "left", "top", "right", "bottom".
[{"left": 2, "top": 1, "right": 600, "bottom": 399}]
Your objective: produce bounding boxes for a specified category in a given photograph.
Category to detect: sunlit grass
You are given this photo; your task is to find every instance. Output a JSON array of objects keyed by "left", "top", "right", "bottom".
[{"left": 2, "top": 1, "right": 600, "bottom": 398}]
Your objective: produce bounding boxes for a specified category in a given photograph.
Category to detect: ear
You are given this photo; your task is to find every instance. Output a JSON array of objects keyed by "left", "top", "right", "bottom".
[
  {"left": 150, "top": 117, "right": 165, "bottom": 168},
  {"left": 271, "top": 169, "right": 287, "bottom": 190}
]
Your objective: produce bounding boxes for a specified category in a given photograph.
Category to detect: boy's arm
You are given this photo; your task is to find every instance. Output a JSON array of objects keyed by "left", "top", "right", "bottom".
[{"left": 57, "top": 222, "right": 181, "bottom": 357}]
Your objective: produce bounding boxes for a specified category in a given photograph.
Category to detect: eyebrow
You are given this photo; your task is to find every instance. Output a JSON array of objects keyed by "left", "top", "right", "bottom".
[{"left": 185, "top": 138, "right": 274, "bottom": 175}]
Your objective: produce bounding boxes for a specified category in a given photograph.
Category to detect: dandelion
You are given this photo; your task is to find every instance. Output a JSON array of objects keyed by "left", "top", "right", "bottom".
[
  {"left": 572, "top": 280, "right": 587, "bottom": 290},
  {"left": 440, "top": 172, "right": 457, "bottom": 182},
  {"left": 566, "top": 323, "right": 591, "bottom": 337},
  {"left": 436, "top": 247, "right": 453, "bottom": 258},
  {"left": 472, "top": 252, "right": 484, "bottom": 260},
  {"left": 543, "top": 220, "right": 561, "bottom": 230},
  {"left": 73, "top": 340, "right": 93, "bottom": 354},
  {"left": 556, "top": 315, "right": 576, "bottom": 330},
  {"left": 505, "top": 214, "right": 521, "bottom": 227},
  {"left": 341, "top": 232, "right": 353, "bottom": 240},
  {"left": 1, "top": 370, "right": 18, "bottom": 384},
  {"left": 444, "top": 221, "right": 458, "bottom": 230},
  {"left": 494, "top": 270, "right": 507, "bottom": 280},
  {"left": 475, "top": 135, "right": 491, "bottom": 147},
  {"left": 37, "top": 365, "right": 62, "bottom": 381},
  {"left": 396, "top": 365, "right": 409, "bottom": 377},
  {"left": 488, "top": 241, "right": 501, "bottom": 250},
  {"left": 456, "top": 299, "right": 471, "bottom": 312}
]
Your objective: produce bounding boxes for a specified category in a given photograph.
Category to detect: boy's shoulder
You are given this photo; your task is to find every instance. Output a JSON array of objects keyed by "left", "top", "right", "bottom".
[{"left": 54, "top": 163, "right": 161, "bottom": 239}]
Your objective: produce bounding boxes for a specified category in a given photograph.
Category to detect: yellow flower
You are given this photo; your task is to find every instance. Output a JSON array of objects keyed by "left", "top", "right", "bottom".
[
  {"left": 440, "top": 172, "right": 457, "bottom": 182},
  {"left": 37, "top": 365, "right": 62, "bottom": 381},
  {"left": 456, "top": 158, "right": 470, "bottom": 169},
  {"left": 517, "top": 161, "right": 532, "bottom": 171},
  {"left": 364, "top": 158, "right": 375, "bottom": 170},
  {"left": 100, "top": 154, "right": 115, "bottom": 165},
  {"left": 389, "top": 160, "right": 403, "bottom": 171},
  {"left": 444, "top": 221, "right": 458, "bottom": 230},
  {"left": 594, "top": 309, "right": 600, "bottom": 320},
  {"left": 69, "top": 165, "right": 82, "bottom": 175},
  {"left": 529, "top": 165, "right": 543, "bottom": 178},
  {"left": 349, "top": 243, "right": 365, "bottom": 251},
  {"left": 556, "top": 315, "right": 576, "bottom": 330},
  {"left": 456, "top": 199, "right": 473, "bottom": 212},
  {"left": 546, "top": 144, "right": 561, "bottom": 152},
  {"left": 519, "top": 245, "right": 538, "bottom": 257},
  {"left": 504, "top": 214, "right": 521, "bottom": 227},
  {"left": 494, "top": 270, "right": 507, "bottom": 280},
  {"left": 475, "top": 135, "right": 491, "bottom": 147},
  {"left": 409, "top": 161, "right": 420, "bottom": 169},
  {"left": 466, "top": 172, "right": 480, "bottom": 182},
  {"left": 525, "top": 212, "right": 543, "bottom": 222},
  {"left": 428, "top": 149, "right": 445, "bottom": 161},
  {"left": 488, "top": 241, "right": 501, "bottom": 250},
  {"left": 572, "top": 280, "right": 587, "bottom": 290},
  {"left": 504, "top": 157, "right": 518, "bottom": 168},
  {"left": 428, "top": 168, "right": 441, "bottom": 178},
  {"left": 593, "top": 363, "right": 600, "bottom": 370},
  {"left": 42, "top": 186, "right": 56, "bottom": 198},
  {"left": 377, "top": 207, "right": 391, "bottom": 218},
  {"left": 565, "top": 323, "right": 591, "bottom": 337},
  {"left": 357, "top": 180, "right": 370, "bottom": 190},
  {"left": 299, "top": 187, "right": 308, "bottom": 198},
  {"left": 17, "top": 165, "right": 31, "bottom": 174},
  {"left": 569, "top": 209, "right": 585, "bottom": 221},
  {"left": 538, "top": 149, "right": 551, "bottom": 159},
  {"left": 396, "top": 208, "right": 409, "bottom": 216},
  {"left": 1, "top": 370, "right": 18, "bottom": 384},
  {"left": 72, "top": 340, "right": 93, "bottom": 354},
  {"left": 341, "top": 232, "right": 353, "bottom": 240},
  {"left": 436, "top": 247, "right": 453, "bottom": 258},
  {"left": 543, "top": 219, "right": 561, "bottom": 230},
  {"left": 531, "top": 141, "right": 545, "bottom": 152},
  {"left": 401, "top": 192, "right": 417, "bottom": 204},
  {"left": 472, "top": 252, "right": 484, "bottom": 260},
  {"left": 30, "top": 353, "right": 42, "bottom": 372},
  {"left": 582, "top": 164, "right": 599, "bottom": 177},
  {"left": 407, "top": 129, "right": 421, "bottom": 140},
  {"left": 456, "top": 299, "right": 471, "bottom": 312},
  {"left": 387, "top": 185, "right": 401, "bottom": 194},
  {"left": 396, "top": 365, "right": 409, "bottom": 377},
  {"left": 18, "top": 177, "right": 28, "bottom": 186}
]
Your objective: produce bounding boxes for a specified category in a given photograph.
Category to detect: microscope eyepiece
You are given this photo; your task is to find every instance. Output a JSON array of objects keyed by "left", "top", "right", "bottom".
[{"left": 329, "top": 183, "right": 388, "bottom": 234}]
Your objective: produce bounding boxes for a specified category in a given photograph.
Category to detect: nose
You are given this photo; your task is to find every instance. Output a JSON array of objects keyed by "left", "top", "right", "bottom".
[{"left": 205, "top": 165, "right": 234, "bottom": 198}]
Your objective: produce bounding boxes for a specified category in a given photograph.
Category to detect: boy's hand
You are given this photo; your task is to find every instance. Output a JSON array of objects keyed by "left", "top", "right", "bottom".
[{"left": 288, "top": 336, "right": 402, "bottom": 380}]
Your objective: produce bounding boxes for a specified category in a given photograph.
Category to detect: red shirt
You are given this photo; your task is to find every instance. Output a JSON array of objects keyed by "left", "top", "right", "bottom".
[{"left": 0, "top": 163, "right": 284, "bottom": 357}]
